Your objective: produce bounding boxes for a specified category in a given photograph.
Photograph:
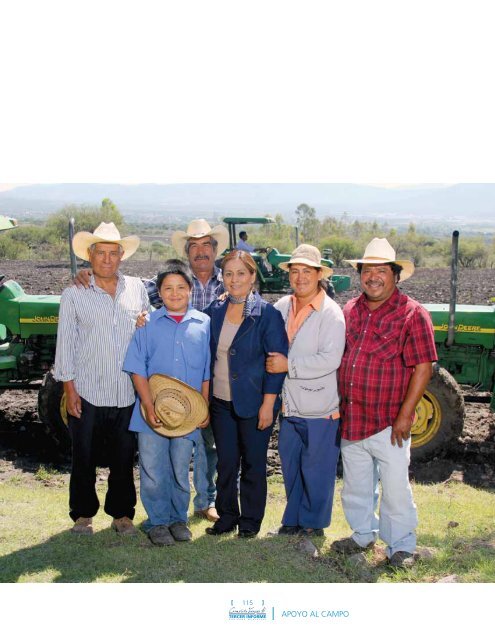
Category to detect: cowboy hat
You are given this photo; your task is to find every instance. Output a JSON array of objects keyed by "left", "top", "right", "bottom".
[
  {"left": 171, "top": 219, "right": 229, "bottom": 258},
  {"left": 72, "top": 222, "right": 140, "bottom": 261},
  {"left": 279, "top": 244, "right": 333, "bottom": 278},
  {"left": 344, "top": 237, "right": 414, "bottom": 281},
  {"left": 140, "top": 374, "right": 209, "bottom": 438}
]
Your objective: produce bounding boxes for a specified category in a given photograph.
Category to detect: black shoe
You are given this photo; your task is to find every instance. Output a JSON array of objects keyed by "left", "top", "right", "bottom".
[
  {"left": 275, "top": 525, "right": 301, "bottom": 536},
  {"left": 299, "top": 527, "right": 324, "bottom": 537},
  {"left": 169, "top": 521, "right": 192, "bottom": 542},
  {"left": 238, "top": 529, "right": 257, "bottom": 539},
  {"left": 331, "top": 537, "right": 375, "bottom": 555},
  {"left": 389, "top": 551, "right": 415, "bottom": 569},
  {"left": 205, "top": 525, "right": 237, "bottom": 536}
]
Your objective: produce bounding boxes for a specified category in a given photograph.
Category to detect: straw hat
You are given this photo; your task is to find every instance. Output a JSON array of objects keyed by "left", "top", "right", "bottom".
[
  {"left": 344, "top": 237, "right": 415, "bottom": 281},
  {"left": 279, "top": 244, "right": 333, "bottom": 278},
  {"left": 72, "top": 222, "right": 140, "bottom": 261},
  {"left": 171, "top": 219, "right": 229, "bottom": 258},
  {"left": 140, "top": 374, "right": 209, "bottom": 438}
]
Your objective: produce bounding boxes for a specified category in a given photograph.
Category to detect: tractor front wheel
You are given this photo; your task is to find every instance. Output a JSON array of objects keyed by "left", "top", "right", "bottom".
[
  {"left": 411, "top": 366, "right": 465, "bottom": 461},
  {"left": 37, "top": 370, "right": 70, "bottom": 451}
]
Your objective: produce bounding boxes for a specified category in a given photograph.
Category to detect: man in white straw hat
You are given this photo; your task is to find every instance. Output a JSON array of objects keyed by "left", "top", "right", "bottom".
[
  {"left": 54, "top": 222, "right": 150, "bottom": 536},
  {"left": 167, "top": 219, "right": 228, "bottom": 523},
  {"left": 331, "top": 238, "right": 437, "bottom": 568},
  {"left": 75, "top": 218, "right": 229, "bottom": 523}
]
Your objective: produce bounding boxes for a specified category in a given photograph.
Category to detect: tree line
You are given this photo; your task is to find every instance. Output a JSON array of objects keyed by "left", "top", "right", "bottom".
[{"left": 0, "top": 200, "right": 493, "bottom": 269}]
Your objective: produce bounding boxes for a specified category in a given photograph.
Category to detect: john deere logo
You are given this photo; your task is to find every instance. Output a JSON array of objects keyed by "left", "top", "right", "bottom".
[
  {"left": 434, "top": 323, "right": 495, "bottom": 334},
  {"left": 20, "top": 316, "right": 59, "bottom": 324}
]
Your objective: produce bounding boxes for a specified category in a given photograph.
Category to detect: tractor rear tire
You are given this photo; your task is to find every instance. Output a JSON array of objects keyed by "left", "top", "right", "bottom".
[
  {"left": 411, "top": 366, "right": 465, "bottom": 461},
  {"left": 37, "top": 370, "right": 71, "bottom": 451}
]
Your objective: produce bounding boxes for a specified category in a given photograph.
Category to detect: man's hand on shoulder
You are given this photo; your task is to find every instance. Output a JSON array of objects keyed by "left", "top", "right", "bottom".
[
  {"left": 136, "top": 310, "right": 149, "bottom": 328},
  {"left": 74, "top": 268, "right": 92, "bottom": 288}
]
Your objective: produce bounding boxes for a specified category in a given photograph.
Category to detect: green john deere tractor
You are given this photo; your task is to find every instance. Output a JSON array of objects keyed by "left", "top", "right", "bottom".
[
  {"left": 411, "top": 231, "right": 495, "bottom": 459},
  {"left": 222, "top": 216, "right": 352, "bottom": 295},
  {"left": 0, "top": 216, "right": 69, "bottom": 446}
]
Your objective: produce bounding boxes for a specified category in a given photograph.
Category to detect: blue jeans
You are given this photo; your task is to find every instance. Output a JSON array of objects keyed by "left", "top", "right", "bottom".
[
  {"left": 279, "top": 415, "right": 341, "bottom": 529},
  {"left": 192, "top": 424, "right": 217, "bottom": 510},
  {"left": 138, "top": 430, "right": 194, "bottom": 530}
]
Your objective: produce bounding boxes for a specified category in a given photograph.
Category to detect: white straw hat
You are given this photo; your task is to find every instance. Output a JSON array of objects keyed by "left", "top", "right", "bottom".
[
  {"left": 344, "top": 237, "right": 414, "bottom": 282},
  {"left": 279, "top": 244, "right": 333, "bottom": 278},
  {"left": 140, "top": 374, "right": 209, "bottom": 438},
  {"left": 72, "top": 222, "right": 140, "bottom": 261},
  {"left": 171, "top": 219, "right": 229, "bottom": 258}
]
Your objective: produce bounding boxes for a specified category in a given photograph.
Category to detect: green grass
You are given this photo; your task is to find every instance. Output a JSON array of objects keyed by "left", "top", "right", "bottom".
[{"left": 0, "top": 476, "right": 494, "bottom": 583}]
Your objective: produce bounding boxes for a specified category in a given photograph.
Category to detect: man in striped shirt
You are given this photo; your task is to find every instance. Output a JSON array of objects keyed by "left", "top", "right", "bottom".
[
  {"left": 55, "top": 223, "right": 150, "bottom": 536},
  {"left": 75, "top": 219, "right": 229, "bottom": 523}
]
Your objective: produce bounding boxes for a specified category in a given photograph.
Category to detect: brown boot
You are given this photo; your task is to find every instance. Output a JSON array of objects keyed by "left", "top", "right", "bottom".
[
  {"left": 71, "top": 517, "right": 93, "bottom": 535},
  {"left": 111, "top": 516, "right": 138, "bottom": 536}
]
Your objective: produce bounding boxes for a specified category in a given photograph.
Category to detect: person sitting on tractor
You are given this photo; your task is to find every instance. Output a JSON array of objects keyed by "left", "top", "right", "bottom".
[
  {"left": 235, "top": 231, "right": 255, "bottom": 253},
  {"left": 54, "top": 222, "right": 150, "bottom": 536}
]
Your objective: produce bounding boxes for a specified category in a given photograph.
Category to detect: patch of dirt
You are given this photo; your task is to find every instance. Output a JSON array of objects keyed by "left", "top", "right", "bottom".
[{"left": 0, "top": 260, "right": 494, "bottom": 487}]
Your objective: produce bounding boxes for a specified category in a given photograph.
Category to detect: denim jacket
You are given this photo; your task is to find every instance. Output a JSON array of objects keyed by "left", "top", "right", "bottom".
[{"left": 204, "top": 291, "right": 288, "bottom": 418}]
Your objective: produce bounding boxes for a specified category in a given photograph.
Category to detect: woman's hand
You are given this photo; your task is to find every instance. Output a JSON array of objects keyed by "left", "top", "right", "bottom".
[
  {"left": 257, "top": 394, "right": 276, "bottom": 430},
  {"left": 136, "top": 310, "right": 149, "bottom": 328},
  {"left": 257, "top": 404, "right": 273, "bottom": 430},
  {"left": 266, "top": 352, "right": 289, "bottom": 374}
]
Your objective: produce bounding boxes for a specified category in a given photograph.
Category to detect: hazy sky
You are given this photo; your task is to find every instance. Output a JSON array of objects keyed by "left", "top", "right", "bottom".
[{"left": 1, "top": 3, "right": 494, "bottom": 184}]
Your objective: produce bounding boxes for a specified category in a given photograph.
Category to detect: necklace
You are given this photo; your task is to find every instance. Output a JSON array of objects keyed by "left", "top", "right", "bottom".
[{"left": 228, "top": 294, "right": 247, "bottom": 304}]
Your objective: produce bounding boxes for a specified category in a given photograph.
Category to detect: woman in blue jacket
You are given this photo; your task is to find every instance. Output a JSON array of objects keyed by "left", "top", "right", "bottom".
[{"left": 203, "top": 250, "right": 288, "bottom": 538}]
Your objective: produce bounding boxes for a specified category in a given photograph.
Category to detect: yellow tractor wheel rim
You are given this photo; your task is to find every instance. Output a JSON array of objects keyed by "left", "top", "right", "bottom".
[{"left": 412, "top": 390, "right": 442, "bottom": 448}]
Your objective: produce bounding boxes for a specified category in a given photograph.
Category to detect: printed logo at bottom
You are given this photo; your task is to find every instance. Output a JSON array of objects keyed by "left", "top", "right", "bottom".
[{"left": 229, "top": 599, "right": 267, "bottom": 620}]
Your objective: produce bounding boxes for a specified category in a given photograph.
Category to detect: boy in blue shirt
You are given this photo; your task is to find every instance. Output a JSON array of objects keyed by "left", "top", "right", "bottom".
[{"left": 124, "top": 260, "right": 210, "bottom": 546}]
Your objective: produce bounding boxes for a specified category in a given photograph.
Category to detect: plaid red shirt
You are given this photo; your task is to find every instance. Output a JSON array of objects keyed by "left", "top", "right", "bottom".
[{"left": 339, "top": 288, "right": 437, "bottom": 441}]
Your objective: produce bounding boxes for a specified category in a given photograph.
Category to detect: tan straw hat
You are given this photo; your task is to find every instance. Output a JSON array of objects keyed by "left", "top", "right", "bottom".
[
  {"left": 279, "top": 244, "right": 333, "bottom": 278},
  {"left": 344, "top": 237, "right": 415, "bottom": 282},
  {"left": 72, "top": 222, "right": 140, "bottom": 261},
  {"left": 140, "top": 374, "right": 209, "bottom": 438},
  {"left": 171, "top": 219, "right": 229, "bottom": 258}
]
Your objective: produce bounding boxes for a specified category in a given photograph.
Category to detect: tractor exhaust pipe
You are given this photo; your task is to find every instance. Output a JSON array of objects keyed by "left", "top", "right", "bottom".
[
  {"left": 69, "top": 217, "right": 77, "bottom": 279},
  {"left": 446, "top": 230, "right": 459, "bottom": 347}
]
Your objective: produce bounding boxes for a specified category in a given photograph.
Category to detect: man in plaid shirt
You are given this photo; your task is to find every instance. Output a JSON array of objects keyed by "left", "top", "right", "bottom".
[{"left": 332, "top": 238, "right": 437, "bottom": 568}]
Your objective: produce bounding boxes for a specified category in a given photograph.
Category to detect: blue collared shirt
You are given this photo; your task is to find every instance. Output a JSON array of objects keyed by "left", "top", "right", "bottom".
[
  {"left": 54, "top": 272, "right": 151, "bottom": 407},
  {"left": 143, "top": 265, "right": 224, "bottom": 311},
  {"left": 123, "top": 306, "right": 211, "bottom": 438}
]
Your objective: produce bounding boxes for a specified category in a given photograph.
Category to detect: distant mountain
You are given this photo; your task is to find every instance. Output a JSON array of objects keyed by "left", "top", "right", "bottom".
[{"left": 0, "top": 183, "right": 493, "bottom": 222}]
